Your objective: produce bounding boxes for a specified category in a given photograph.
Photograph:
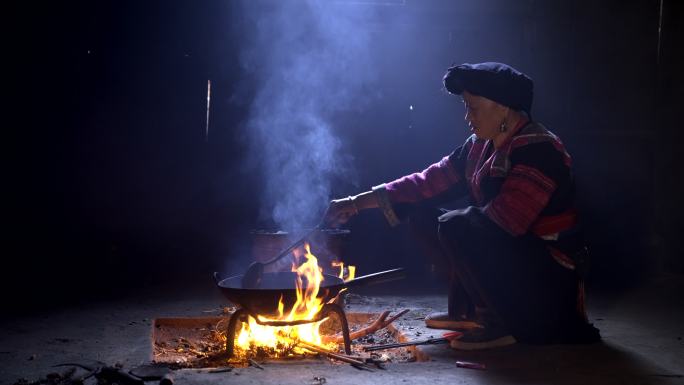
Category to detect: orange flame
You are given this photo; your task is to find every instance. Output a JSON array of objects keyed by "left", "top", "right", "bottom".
[
  {"left": 235, "top": 243, "right": 344, "bottom": 357},
  {"left": 332, "top": 260, "right": 356, "bottom": 282}
]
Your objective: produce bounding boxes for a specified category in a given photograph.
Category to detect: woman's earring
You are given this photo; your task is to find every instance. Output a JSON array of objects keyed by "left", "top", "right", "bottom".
[{"left": 499, "top": 121, "right": 507, "bottom": 132}]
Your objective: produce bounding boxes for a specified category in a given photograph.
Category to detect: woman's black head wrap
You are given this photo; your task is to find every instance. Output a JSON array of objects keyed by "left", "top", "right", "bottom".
[{"left": 443, "top": 62, "right": 534, "bottom": 117}]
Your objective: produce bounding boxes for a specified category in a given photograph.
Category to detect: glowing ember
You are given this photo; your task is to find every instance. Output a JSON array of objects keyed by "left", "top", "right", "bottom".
[{"left": 233, "top": 243, "right": 356, "bottom": 358}]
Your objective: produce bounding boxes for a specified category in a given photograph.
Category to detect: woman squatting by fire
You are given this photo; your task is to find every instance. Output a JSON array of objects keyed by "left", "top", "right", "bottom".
[{"left": 325, "top": 62, "right": 600, "bottom": 349}]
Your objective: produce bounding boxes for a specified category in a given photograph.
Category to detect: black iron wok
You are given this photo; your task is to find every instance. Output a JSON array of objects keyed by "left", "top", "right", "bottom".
[{"left": 213, "top": 268, "right": 405, "bottom": 316}]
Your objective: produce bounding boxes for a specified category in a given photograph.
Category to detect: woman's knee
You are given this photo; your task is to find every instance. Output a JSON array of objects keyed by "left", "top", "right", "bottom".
[
  {"left": 406, "top": 206, "right": 442, "bottom": 240},
  {"left": 437, "top": 208, "right": 475, "bottom": 244},
  {"left": 407, "top": 205, "right": 441, "bottom": 228}
]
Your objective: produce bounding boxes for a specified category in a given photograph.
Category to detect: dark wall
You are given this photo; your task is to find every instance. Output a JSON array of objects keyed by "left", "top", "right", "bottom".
[
  {"left": 654, "top": 0, "right": 684, "bottom": 275},
  {"left": 11, "top": 1, "right": 255, "bottom": 310},
  {"left": 9, "top": 0, "right": 683, "bottom": 313}
]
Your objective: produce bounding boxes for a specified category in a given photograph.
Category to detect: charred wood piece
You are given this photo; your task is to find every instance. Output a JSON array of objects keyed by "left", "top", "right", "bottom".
[{"left": 54, "top": 363, "right": 145, "bottom": 385}]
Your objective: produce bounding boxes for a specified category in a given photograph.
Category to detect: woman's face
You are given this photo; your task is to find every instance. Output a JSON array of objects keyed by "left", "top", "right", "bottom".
[{"left": 461, "top": 91, "right": 508, "bottom": 140}]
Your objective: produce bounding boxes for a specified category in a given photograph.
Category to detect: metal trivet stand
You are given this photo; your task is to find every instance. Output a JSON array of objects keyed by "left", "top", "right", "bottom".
[{"left": 225, "top": 303, "right": 352, "bottom": 358}]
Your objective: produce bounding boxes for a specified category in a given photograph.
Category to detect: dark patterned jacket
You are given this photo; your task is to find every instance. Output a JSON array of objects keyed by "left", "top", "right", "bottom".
[{"left": 373, "top": 120, "right": 580, "bottom": 269}]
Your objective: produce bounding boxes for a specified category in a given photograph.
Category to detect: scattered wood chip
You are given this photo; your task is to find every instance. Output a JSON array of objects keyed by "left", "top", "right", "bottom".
[
  {"left": 248, "top": 359, "right": 264, "bottom": 370},
  {"left": 208, "top": 367, "right": 233, "bottom": 373},
  {"left": 456, "top": 360, "right": 486, "bottom": 370}
]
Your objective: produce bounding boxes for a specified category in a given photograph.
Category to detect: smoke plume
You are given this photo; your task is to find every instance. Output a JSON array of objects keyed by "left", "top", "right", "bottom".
[{"left": 237, "top": 1, "right": 378, "bottom": 230}]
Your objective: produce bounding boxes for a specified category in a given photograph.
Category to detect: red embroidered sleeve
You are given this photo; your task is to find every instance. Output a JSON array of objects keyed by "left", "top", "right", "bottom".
[
  {"left": 483, "top": 164, "right": 557, "bottom": 236},
  {"left": 384, "top": 156, "right": 461, "bottom": 203}
]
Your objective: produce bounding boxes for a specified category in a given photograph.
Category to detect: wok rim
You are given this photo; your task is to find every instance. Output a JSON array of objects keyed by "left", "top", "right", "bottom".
[{"left": 217, "top": 271, "right": 346, "bottom": 291}]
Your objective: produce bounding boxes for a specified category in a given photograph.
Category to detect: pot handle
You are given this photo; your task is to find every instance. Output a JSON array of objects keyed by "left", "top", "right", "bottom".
[
  {"left": 342, "top": 268, "right": 406, "bottom": 289},
  {"left": 213, "top": 271, "right": 227, "bottom": 285}
]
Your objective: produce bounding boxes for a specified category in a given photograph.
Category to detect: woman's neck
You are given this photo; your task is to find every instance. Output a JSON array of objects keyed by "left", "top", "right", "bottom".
[{"left": 493, "top": 111, "right": 526, "bottom": 149}]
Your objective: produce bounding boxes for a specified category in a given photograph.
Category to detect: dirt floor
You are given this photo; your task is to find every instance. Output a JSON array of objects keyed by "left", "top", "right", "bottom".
[{"left": 1, "top": 274, "right": 683, "bottom": 385}]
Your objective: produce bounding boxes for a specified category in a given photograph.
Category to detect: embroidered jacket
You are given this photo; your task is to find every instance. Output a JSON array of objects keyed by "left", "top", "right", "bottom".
[{"left": 373, "top": 121, "right": 579, "bottom": 269}]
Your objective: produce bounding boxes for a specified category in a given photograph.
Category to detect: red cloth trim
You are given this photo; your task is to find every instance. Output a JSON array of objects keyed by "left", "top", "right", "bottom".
[
  {"left": 385, "top": 156, "right": 461, "bottom": 203},
  {"left": 508, "top": 129, "right": 572, "bottom": 168},
  {"left": 577, "top": 280, "right": 588, "bottom": 321},
  {"left": 469, "top": 141, "right": 493, "bottom": 205},
  {"left": 531, "top": 209, "right": 578, "bottom": 236},
  {"left": 548, "top": 246, "right": 576, "bottom": 270},
  {"left": 483, "top": 164, "right": 557, "bottom": 236}
]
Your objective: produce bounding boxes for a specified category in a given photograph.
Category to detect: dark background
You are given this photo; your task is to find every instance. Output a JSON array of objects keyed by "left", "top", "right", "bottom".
[{"left": 9, "top": 0, "right": 683, "bottom": 313}]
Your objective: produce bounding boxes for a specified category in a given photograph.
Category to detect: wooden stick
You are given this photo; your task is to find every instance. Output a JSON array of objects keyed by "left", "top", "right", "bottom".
[
  {"left": 297, "top": 341, "right": 366, "bottom": 366},
  {"left": 328, "top": 309, "right": 410, "bottom": 343}
]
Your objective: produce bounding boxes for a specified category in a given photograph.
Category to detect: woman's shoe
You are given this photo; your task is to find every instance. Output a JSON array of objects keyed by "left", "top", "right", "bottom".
[{"left": 425, "top": 312, "right": 484, "bottom": 330}]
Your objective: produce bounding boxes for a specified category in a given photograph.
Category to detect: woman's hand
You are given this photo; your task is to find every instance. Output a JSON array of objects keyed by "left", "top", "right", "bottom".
[{"left": 324, "top": 196, "right": 360, "bottom": 228}]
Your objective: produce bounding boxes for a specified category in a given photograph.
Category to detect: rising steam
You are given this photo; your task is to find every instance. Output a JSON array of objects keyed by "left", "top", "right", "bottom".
[{"left": 237, "top": 0, "right": 378, "bottom": 230}]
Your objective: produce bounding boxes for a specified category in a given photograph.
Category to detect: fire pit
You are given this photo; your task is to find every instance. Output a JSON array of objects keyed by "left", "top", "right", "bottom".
[
  {"left": 213, "top": 243, "right": 405, "bottom": 362},
  {"left": 152, "top": 312, "right": 419, "bottom": 369}
]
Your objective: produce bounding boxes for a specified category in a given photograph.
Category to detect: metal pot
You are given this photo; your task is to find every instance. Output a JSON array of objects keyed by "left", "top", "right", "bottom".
[{"left": 213, "top": 268, "right": 405, "bottom": 316}]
